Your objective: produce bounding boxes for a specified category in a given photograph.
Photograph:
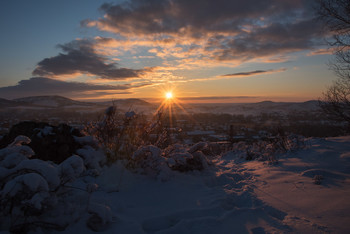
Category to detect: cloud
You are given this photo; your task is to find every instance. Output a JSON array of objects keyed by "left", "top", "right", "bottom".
[
  {"left": 32, "top": 39, "right": 149, "bottom": 79},
  {"left": 85, "top": 0, "right": 311, "bottom": 36},
  {"left": 222, "top": 68, "right": 287, "bottom": 77},
  {"left": 307, "top": 48, "right": 333, "bottom": 56},
  {"left": 0, "top": 77, "right": 147, "bottom": 100},
  {"left": 209, "top": 20, "right": 324, "bottom": 61},
  {"left": 83, "top": 0, "right": 324, "bottom": 63}
]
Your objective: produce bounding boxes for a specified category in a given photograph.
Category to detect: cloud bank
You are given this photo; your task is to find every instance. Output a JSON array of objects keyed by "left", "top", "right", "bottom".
[
  {"left": 33, "top": 39, "right": 149, "bottom": 80},
  {"left": 0, "top": 77, "right": 145, "bottom": 100},
  {"left": 84, "top": 0, "right": 323, "bottom": 62}
]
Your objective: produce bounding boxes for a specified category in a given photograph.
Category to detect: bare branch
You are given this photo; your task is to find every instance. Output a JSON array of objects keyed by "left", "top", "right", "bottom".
[{"left": 317, "top": 0, "right": 350, "bottom": 131}]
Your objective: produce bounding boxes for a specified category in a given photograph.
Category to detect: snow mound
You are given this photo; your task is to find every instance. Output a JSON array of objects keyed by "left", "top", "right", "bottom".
[
  {"left": 0, "top": 135, "right": 34, "bottom": 168},
  {"left": 9, "top": 135, "right": 31, "bottom": 146},
  {"left": 35, "top": 126, "right": 54, "bottom": 138},
  {"left": 164, "top": 143, "right": 210, "bottom": 172},
  {"left": 58, "top": 155, "right": 85, "bottom": 184},
  {"left": 130, "top": 145, "right": 168, "bottom": 177},
  {"left": 188, "top": 142, "right": 207, "bottom": 154},
  {"left": 76, "top": 146, "right": 106, "bottom": 171},
  {"left": 14, "top": 159, "right": 60, "bottom": 189},
  {"left": 0, "top": 133, "right": 108, "bottom": 233},
  {"left": 1, "top": 173, "right": 49, "bottom": 210}
]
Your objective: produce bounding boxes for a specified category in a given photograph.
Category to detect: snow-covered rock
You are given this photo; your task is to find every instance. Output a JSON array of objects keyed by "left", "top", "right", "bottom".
[
  {"left": 131, "top": 145, "right": 165, "bottom": 172},
  {"left": 164, "top": 144, "right": 210, "bottom": 172},
  {"left": 35, "top": 126, "right": 54, "bottom": 138},
  {"left": 188, "top": 142, "right": 207, "bottom": 154},
  {"left": 1, "top": 151, "right": 29, "bottom": 168},
  {"left": 0, "top": 131, "right": 109, "bottom": 233},
  {"left": 14, "top": 159, "right": 60, "bottom": 190},
  {"left": 58, "top": 155, "right": 85, "bottom": 184},
  {"left": 130, "top": 145, "right": 172, "bottom": 179},
  {"left": 0, "top": 135, "right": 34, "bottom": 160},
  {"left": 9, "top": 135, "right": 31, "bottom": 146},
  {"left": 76, "top": 146, "right": 106, "bottom": 171},
  {"left": 1, "top": 173, "right": 50, "bottom": 210}
]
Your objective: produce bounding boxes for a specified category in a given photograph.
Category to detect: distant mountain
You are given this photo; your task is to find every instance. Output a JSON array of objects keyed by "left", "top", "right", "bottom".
[
  {"left": 249, "top": 100, "right": 320, "bottom": 111},
  {"left": 4, "top": 95, "right": 152, "bottom": 110},
  {"left": 300, "top": 100, "right": 320, "bottom": 108},
  {"left": 114, "top": 98, "right": 152, "bottom": 106},
  {"left": 13, "top": 95, "right": 96, "bottom": 107},
  {"left": 0, "top": 98, "right": 22, "bottom": 107},
  {"left": 187, "top": 100, "right": 321, "bottom": 115}
]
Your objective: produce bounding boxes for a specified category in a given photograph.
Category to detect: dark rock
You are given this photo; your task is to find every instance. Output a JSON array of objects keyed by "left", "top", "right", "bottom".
[{"left": 0, "top": 121, "right": 83, "bottom": 164}]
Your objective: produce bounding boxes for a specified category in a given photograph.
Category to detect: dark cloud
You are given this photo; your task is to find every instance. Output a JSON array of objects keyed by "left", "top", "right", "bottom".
[
  {"left": 83, "top": 0, "right": 323, "bottom": 61},
  {"left": 0, "top": 77, "right": 141, "bottom": 99},
  {"left": 211, "top": 19, "right": 323, "bottom": 61},
  {"left": 33, "top": 39, "right": 147, "bottom": 79},
  {"left": 222, "top": 68, "right": 287, "bottom": 77},
  {"left": 88, "top": 0, "right": 311, "bottom": 36}
]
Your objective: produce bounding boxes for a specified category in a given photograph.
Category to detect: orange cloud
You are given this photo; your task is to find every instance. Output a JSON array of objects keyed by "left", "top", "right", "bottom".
[{"left": 307, "top": 48, "right": 333, "bottom": 56}]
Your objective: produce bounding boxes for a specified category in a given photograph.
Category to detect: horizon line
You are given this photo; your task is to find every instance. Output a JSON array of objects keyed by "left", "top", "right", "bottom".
[{"left": 1, "top": 94, "right": 319, "bottom": 104}]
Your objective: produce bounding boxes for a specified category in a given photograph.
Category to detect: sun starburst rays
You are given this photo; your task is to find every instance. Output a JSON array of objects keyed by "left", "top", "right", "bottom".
[{"left": 154, "top": 87, "right": 195, "bottom": 132}]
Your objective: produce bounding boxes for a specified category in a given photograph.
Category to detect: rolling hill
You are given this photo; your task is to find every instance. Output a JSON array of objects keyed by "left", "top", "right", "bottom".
[{"left": 13, "top": 95, "right": 96, "bottom": 107}]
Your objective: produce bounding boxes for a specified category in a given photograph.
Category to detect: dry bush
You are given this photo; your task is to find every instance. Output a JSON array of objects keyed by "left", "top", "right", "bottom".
[{"left": 83, "top": 104, "right": 170, "bottom": 163}]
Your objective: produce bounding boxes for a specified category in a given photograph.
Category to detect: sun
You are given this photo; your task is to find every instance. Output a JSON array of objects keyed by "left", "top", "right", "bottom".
[{"left": 165, "top": 92, "right": 173, "bottom": 99}]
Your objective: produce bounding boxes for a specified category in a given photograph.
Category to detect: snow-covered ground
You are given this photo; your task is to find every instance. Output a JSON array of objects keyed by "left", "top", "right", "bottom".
[
  {"left": 61, "top": 136, "right": 350, "bottom": 233},
  {"left": 241, "top": 136, "right": 350, "bottom": 233},
  {"left": 1, "top": 136, "right": 349, "bottom": 233}
]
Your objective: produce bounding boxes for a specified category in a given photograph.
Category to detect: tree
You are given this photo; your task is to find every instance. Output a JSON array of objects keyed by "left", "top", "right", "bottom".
[{"left": 317, "top": 0, "right": 350, "bottom": 130}]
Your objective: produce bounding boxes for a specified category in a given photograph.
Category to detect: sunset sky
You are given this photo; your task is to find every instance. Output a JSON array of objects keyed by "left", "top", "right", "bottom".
[{"left": 0, "top": 0, "right": 337, "bottom": 103}]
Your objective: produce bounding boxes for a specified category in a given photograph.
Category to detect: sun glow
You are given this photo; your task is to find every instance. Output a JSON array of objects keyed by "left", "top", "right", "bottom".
[
  {"left": 154, "top": 86, "right": 192, "bottom": 131},
  {"left": 166, "top": 92, "right": 173, "bottom": 99}
]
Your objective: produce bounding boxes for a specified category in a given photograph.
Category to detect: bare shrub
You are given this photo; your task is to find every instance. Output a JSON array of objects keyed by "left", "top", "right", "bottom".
[
  {"left": 238, "top": 132, "right": 306, "bottom": 163},
  {"left": 84, "top": 104, "right": 171, "bottom": 163}
]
